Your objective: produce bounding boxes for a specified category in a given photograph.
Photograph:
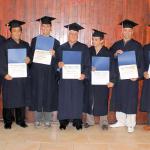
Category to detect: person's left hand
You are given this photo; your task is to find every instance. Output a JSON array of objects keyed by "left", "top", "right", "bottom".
[
  {"left": 50, "top": 49, "right": 55, "bottom": 56},
  {"left": 130, "top": 78, "right": 137, "bottom": 81},
  {"left": 25, "top": 57, "right": 30, "bottom": 64},
  {"left": 107, "top": 82, "right": 114, "bottom": 88},
  {"left": 79, "top": 74, "right": 85, "bottom": 80}
]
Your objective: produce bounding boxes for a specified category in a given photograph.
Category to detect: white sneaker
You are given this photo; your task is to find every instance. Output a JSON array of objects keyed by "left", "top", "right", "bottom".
[
  {"left": 110, "top": 122, "right": 125, "bottom": 128},
  {"left": 34, "top": 122, "right": 41, "bottom": 128},
  {"left": 128, "top": 127, "right": 134, "bottom": 133},
  {"left": 44, "top": 122, "right": 51, "bottom": 128}
]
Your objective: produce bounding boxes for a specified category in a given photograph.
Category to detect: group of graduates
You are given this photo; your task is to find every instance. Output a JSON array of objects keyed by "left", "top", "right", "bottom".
[{"left": 0, "top": 16, "right": 150, "bottom": 134}]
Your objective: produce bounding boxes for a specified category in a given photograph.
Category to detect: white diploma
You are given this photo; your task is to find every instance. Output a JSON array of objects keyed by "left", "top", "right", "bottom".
[
  {"left": 8, "top": 63, "right": 27, "bottom": 78},
  {"left": 92, "top": 70, "right": 109, "bottom": 85},
  {"left": 119, "top": 64, "right": 138, "bottom": 80},
  {"left": 62, "top": 64, "right": 81, "bottom": 79},
  {"left": 33, "top": 49, "right": 52, "bottom": 65}
]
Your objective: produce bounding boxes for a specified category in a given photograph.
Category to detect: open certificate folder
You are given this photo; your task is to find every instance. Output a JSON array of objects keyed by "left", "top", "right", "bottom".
[
  {"left": 62, "top": 51, "right": 81, "bottom": 79},
  {"left": 8, "top": 48, "right": 27, "bottom": 78},
  {"left": 92, "top": 57, "right": 110, "bottom": 85},
  {"left": 33, "top": 35, "right": 54, "bottom": 65},
  {"left": 118, "top": 51, "right": 138, "bottom": 80}
]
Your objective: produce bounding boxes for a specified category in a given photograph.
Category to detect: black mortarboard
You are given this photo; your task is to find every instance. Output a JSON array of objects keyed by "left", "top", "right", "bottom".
[
  {"left": 7, "top": 20, "right": 25, "bottom": 28},
  {"left": 92, "top": 29, "right": 106, "bottom": 38},
  {"left": 64, "top": 23, "right": 84, "bottom": 31},
  {"left": 119, "top": 19, "right": 138, "bottom": 28},
  {"left": 36, "top": 16, "right": 56, "bottom": 24}
]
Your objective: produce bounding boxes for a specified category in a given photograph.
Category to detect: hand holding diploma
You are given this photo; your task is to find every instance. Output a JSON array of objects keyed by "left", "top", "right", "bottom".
[
  {"left": 107, "top": 82, "right": 114, "bottom": 88},
  {"left": 144, "top": 71, "right": 149, "bottom": 79},
  {"left": 79, "top": 74, "right": 85, "bottom": 80},
  {"left": 25, "top": 57, "right": 30, "bottom": 64},
  {"left": 114, "top": 49, "right": 123, "bottom": 57},
  {"left": 91, "top": 66, "right": 96, "bottom": 71},
  {"left": 33, "top": 35, "right": 54, "bottom": 65},
  {"left": 58, "top": 61, "right": 64, "bottom": 68},
  {"left": 130, "top": 78, "right": 138, "bottom": 81},
  {"left": 118, "top": 51, "right": 138, "bottom": 80},
  {"left": 50, "top": 49, "right": 55, "bottom": 57},
  {"left": 4, "top": 74, "right": 13, "bottom": 80}
]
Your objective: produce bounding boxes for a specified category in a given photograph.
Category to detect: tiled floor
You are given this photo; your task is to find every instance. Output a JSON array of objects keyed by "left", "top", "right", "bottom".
[{"left": 0, "top": 122, "right": 150, "bottom": 150}]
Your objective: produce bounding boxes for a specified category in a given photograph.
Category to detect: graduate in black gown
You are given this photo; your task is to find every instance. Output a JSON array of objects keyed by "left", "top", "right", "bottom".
[
  {"left": 84, "top": 29, "right": 114, "bottom": 130},
  {"left": 110, "top": 19, "right": 143, "bottom": 133},
  {"left": 0, "top": 20, "right": 31, "bottom": 129},
  {"left": 140, "top": 25, "right": 150, "bottom": 130},
  {"left": 0, "top": 34, "right": 6, "bottom": 93},
  {"left": 57, "top": 23, "right": 90, "bottom": 130},
  {"left": 29, "top": 16, "right": 60, "bottom": 127}
]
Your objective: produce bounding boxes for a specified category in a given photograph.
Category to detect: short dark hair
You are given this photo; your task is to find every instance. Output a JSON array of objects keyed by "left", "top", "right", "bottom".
[{"left": 10, "top": 26, "right": 22, "bottom": 32}]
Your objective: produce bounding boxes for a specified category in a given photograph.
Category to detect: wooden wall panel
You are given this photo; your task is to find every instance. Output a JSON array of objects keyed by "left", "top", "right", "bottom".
[{"left": 0, "top": 0, "right": 149, "bottom": 123}]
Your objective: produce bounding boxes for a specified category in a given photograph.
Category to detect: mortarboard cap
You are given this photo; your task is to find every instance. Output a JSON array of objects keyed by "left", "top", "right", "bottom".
[
  {"left": 36, "top": 16, "right": 56, "bottom": 24},
  {"left": 7, "top": 20, "right": 25, "bottom": 28},
  {"left": 119, "top": 19, "right": 138, "bottom": 28},
  {"left": 64, "top": 23, "right": 84, "bottom": 31},
  {"left": 92, "top": 29, "right": 106, "bottom": 38}
]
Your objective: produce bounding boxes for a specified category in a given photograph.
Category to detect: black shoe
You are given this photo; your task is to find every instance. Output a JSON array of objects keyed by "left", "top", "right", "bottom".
[
  {"left": 59, "top": 120, "right": 69, "bottom": 130},
  {"left": 17, "top": 122, "right": 28, "bottom": 128},
  {"left": 102, "top": 124, "right": 108, "bottom": 130},
  {"left": 4, "top": 123, "right": 12, "bottom": 129},
  {"left": 73, "top": 119, "right": 82, "bottom": 130},
  {"left": 59, "top": 124, "right": 66, "bottom": 130},
  {"left": 76, "top": 124, "right": 82, "bottom": 130},
  {"left": 73, "top": 122, "right": 76, "bottom": 127}
]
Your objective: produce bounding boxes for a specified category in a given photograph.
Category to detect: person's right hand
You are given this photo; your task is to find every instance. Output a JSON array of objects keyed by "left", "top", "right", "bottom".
[
  {"left": 58, "top": 62, "right": 64, "bottom": 68},
  {"left": 114, "top": 49, "right": 123, "bottom": 57},
  {"left": 144, "top": 71, "right": 149, "bottom": 79},
  {"left": 4, "top": 74, "right": 13, "bottom": 80},
  {"left": 92, "top": 66, "right": 96, "bottom": 71}
]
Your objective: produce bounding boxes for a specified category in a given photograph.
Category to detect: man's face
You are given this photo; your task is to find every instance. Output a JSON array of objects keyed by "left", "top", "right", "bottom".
[
  {"left": 122, "top": 28, "right": 133, "bottom": 40},
  {"left": 68, "top": 30, "right": 78, "bottom": 43},
  {"left": 41, "top": 24, "right": 52, "bottom": 36},
  {"left": 11, "top": 27, "right": 22, "bottom": 41},
  {"left": 92, "top": 37, "right": 103, "bottom": 47}
]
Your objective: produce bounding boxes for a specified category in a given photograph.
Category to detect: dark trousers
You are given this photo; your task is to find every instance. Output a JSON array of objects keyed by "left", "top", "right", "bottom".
[{"left": 3, "top": 107, "right": 26, "bottom": 125}]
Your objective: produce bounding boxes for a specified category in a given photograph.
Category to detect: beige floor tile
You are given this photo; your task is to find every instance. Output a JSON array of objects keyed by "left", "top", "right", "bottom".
[
  {"left": 87, "top": 133, "right": 117, "bottom": 144},
  {"left": 39, "top": 143, "right": 74, "bottom": 150},
  {"left": 74, "top": 144, "right": 109, "bottom": 150},
  {"left": 108, "top": 144, "right": 139, "bottom": 150},
  {"left": 0, "top": 142, "right": 7, "bottom": 150},
  {"left": 56, "top": 130, "right": 88, "bottom": 143},
  {"left": 137, "top": 144, "right": 150, "bottom": 150},
  {"left": 0, "top": 133, "right": 23, "bottom": 142},
  {"left": 0, "top": 124, "right": 150, "bottom": 150},
  {"left": 5, "top": 142, "right": 40, "bottom": 150}
]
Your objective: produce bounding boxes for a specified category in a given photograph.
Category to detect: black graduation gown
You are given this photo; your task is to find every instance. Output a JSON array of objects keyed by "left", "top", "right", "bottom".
[
  {"left": 110, "top": 39, "right": 143, "bottom": 114},
  {"left": 57, "top": 41, "right": 90, "bottom": 120},
  {"left": 141, "top": 44, "right": 150, "bottom": 112},
  {"left": 29, "top": 36, "right": 60, "bottom": 112},
  {"left": 0, "top": 38, "right": 31, "bottom": 108},
  {"left": 0, "top": 35, "right": 6, "bottom": 92},
  {"left": 83, "top": 46, "right": 115, "bottom": 116},
  {"left": 0, "top": 35, "right": 6, "bottom": 44}
]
